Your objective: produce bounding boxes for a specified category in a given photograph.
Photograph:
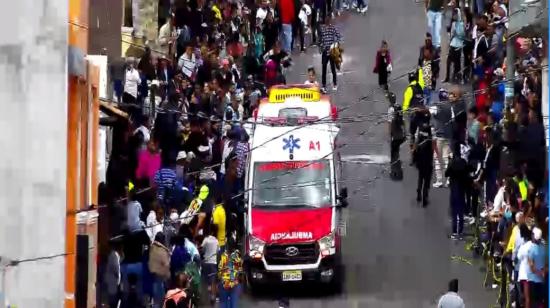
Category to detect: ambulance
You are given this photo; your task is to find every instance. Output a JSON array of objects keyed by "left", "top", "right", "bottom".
[
  {"left": 243, "top": 113, "right": 348, "bottom": 291},
  {"left": 253, "top": 84, "right": 339, "bottom": 123}
]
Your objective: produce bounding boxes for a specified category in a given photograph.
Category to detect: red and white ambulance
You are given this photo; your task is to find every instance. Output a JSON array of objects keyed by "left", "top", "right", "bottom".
[{"left": 243, "top": 114, "right": 348, "bottom": 290}]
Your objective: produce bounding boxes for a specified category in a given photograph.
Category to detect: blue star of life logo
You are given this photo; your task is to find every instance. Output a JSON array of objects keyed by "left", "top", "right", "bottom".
[{"left": 282, "top": 135, "right": 301, "bottom": 154}]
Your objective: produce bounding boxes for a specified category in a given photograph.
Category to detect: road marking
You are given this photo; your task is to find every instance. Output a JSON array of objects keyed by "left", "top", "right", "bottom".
[{"left": 341, "top": 154, "right": 390, "bottom": 164}]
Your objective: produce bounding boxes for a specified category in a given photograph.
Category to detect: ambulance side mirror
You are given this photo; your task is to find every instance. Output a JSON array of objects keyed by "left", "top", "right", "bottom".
[{"left": 337, "top": 187, "right": 348, "bottom": 207}]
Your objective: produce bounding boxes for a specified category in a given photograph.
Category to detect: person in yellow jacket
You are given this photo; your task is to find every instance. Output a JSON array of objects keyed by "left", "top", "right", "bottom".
[
  {"left": 402, "top": 69, "right": 425, "bottom": 112},
  {"left": 212, "top": 198, "right": 227, "bottom": 252},
  {"left": 402, "top": 70, "right": 429, "bottom": 150}
]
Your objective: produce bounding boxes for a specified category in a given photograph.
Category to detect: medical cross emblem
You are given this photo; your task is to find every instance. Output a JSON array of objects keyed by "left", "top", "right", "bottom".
[{"left": 282, "top": 135, "right": 301, "bottom": 154}]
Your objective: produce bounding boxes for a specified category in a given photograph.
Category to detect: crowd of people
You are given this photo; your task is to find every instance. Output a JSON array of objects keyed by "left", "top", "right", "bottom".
[
  {"left": 98, "top": 0, "right": 548, "bottom": 306},
  {"left": 385, "top": 0, "right": 548, "bottom": 306},
  {"left": 101, "top": 0, "right": 345, "bottom": 307}
]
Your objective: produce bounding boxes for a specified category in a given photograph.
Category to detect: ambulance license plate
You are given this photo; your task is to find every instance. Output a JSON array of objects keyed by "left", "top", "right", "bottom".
[{"left": 282, "top": 270, "right": 302, "bottom": 281}]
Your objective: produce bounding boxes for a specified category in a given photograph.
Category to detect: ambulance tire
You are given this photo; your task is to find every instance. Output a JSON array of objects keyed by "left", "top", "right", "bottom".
[
  {"left": 244, "top": 271, "right": 260, "bottom": 295},
  {"left": 326, "top": 262, "right": 344, "bottom": 295},
  {"left": 390, "top": 160, "right": 403, "bottom": 181}
]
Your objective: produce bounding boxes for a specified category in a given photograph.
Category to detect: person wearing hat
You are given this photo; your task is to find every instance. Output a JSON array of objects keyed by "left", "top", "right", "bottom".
[
  {"left": 184, "top": 184, "right": 213, "bottom": 237},
  {"left": 224, "top": 94, "right": 243, "bottom": 125},
  {"left": 403, "top": 70, "right": 427, "bottom": 161}
]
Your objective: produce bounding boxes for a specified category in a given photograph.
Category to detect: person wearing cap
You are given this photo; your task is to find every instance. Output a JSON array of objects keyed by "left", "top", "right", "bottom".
[
  {"left": 517, "top": 227, "right": 547, "bottom": 307},
  {"left": 186, "top": 184, "right": 213, "bottom": 237},
  {"left": 526, "top": 227, "right": 547, "bottom": 307},
  {"left": 224, "top": 94, "right": 243, "bottom": 125},
  {"left": 403, "top": 70, "right": 428, "bottom": 163}
]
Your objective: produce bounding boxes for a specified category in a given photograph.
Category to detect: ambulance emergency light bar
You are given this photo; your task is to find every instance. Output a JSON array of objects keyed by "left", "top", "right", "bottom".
[{"left": 268, "top": 84, "right": 321, "bottom": 103}]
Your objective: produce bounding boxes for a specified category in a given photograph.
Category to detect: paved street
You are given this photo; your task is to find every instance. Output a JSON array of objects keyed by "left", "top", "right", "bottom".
[{"left": 241, "top": 0, "right": 497, "bottom": 306}]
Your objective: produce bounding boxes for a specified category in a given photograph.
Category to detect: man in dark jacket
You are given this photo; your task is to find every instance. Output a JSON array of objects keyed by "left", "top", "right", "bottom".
[
  {"left": 414, "top": 122, "right": 433, "bottom": 207},
  {"left": 446, "top": 142, "right": 471, "bottom": 239},
  {"left": 431, "top": 88, "right": 453, "bottom": 187}
]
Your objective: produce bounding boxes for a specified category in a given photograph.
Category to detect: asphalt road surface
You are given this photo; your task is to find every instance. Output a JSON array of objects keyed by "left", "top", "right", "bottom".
[{"left": 241, "top": 1, "right": 497, "bottom": 306}]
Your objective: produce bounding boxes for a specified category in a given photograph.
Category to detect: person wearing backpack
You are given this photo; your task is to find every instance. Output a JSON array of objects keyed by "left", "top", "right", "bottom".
[{"left": 443, "top": 8, "right": 465, "bottom": 84}]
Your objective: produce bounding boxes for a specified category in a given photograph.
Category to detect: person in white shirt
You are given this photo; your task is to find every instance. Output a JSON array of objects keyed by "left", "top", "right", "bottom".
[
  {"left": 105, "top": 236, "right": 124, "bottom": 308},
  {"left": 437, "top": 279, "right": 465, "bottom": 308},
  {"left": 126, "top": 188, "right": 144, "bottom": 232},
  {"left": 178, "top": 44, "right": 198, "bottom": 81},
  {"left": 490, "top": 183, "right": 506, "bottom": 215},
  {"left": 146, "top": 205, "right": 164, "bottom": 242},
  {"left": 123, "top": 58, "right": 141, "bottom": 104},
  {"left": 255, "top": 0, "right": 273, "bottom": 28},
  {"left": 201, "top": 225, "right": 219, "bottom": 303}
]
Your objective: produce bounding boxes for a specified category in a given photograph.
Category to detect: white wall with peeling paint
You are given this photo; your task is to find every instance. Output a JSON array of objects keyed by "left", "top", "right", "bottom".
[{"left": 0, "top": 0, "right": 68, "bottom": 307}]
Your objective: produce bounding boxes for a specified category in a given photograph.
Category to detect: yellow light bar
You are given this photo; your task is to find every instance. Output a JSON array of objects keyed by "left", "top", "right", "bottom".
[{"left": 268, "top": 86, "right": 321, "bottom": 103}]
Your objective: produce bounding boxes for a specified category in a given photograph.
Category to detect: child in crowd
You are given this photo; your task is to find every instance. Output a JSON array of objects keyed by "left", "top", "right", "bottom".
[{"left": 304, "top": 67, "right": 319, "bottom": 86}]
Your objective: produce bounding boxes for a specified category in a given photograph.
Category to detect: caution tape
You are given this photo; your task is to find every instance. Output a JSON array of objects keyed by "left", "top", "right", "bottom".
[{"left": 450, "top": 255, "right": 473, "bottom": 266}]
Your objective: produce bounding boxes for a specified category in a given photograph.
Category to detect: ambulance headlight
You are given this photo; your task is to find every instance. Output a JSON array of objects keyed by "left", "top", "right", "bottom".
[
  {"left": 248, "top": 235, "right": 265, "bottom": 259},
  {"left": 318, "top": 232, "right": 336, "bottom": 257}
]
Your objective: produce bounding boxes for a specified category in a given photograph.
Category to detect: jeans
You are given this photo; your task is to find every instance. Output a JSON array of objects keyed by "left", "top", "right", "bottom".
[
  {"left": 121, "top": 262, "right": 144, "bottom": 304},
  {"left": 219, "top": 284, "right": 241, "bottom": 308},
  {"left": 151, "top": 276, "right": 165, "bottom": 308},
  {"left": 423, "top": 87, "right": 432, "bottom": 105},
  {"left": 281, "top": 24, "right": 293, "bottom": 53},
  {"left": 417, "top": 167, "right": 432, "bottom": 202},
  {"left": 433, "top": 137, "right": 450, "bottom": 183},
  {"left": 427, "top": 10, "right": 442, "bottom": 48},
  {"left": 450, "top": 185, "right": 465, "bottom": 234},
  {"left": 321, "top": 51, "right": 337, "bottom": 88},
  {"left": 475, "top": 0, "right": 485, "bottom": 15}
]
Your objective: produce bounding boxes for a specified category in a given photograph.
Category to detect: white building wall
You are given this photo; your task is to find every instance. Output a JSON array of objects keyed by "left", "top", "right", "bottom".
[{"left": 0, "top": 0, "right": 68, "bottom": 307}]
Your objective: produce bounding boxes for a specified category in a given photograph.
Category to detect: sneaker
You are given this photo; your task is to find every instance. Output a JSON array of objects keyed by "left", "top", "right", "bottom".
[
  {"left": 433, "top": 181, "right": 444, "bottom": 188},
  {"left": 360, "top": 5, "right": 368, "bottom": 13},
  {"left": 332, "top": 85, "right": 338, "bottom": 91},
  {"left": 321, "top": 87, "right": 328, "bottom": 94},
  {"left": 450, "top": 233, "right": 459, "bottom": 240},
  {"left": 356, "top": 7, "right": 361, "bottom": 12}
]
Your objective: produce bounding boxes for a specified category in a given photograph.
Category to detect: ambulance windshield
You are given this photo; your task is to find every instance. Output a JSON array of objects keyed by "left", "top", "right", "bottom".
[{"left": 252, "top": 160, "right": 332, "bottom": 208}]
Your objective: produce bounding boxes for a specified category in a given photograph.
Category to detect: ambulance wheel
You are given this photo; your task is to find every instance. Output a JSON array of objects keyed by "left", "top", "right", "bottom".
[
  {"left": 327, "top": 263, "right": 344, "bottom": 294},
  {"left": 245, "top": 272, "right": 259, "bottom": 295}
]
